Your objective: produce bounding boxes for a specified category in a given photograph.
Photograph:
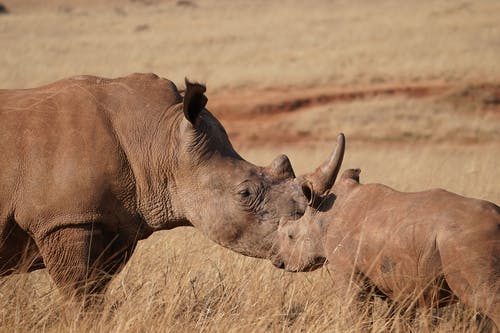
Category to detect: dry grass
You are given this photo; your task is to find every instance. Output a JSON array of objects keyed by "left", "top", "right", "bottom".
[
  {"left": 1, "top": 228, "right": 496, "bottom": 333},
  {"left": 1, "top": 0, "right": 500, "bottom": 90},
  {"left": 1, "top": 0, "right": 500, "bottom": 332}
]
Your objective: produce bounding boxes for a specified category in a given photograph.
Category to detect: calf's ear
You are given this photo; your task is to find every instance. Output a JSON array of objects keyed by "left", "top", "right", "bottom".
[
  {"left": 341, "top": 168, "right": 361, "bottom": 183},
  {"left": 301, "top": 181, "right": 314, "bottom": 206},
  {"left": 183, "top": 78, "right": 208, "bottom": 124}
]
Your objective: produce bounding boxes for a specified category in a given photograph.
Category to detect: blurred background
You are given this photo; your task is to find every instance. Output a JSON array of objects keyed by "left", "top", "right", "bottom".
[{"left": 1, "top": 1, "right": 499, "bottom": 331}]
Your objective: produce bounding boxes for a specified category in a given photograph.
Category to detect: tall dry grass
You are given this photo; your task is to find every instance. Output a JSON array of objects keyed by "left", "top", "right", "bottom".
[{"left": 0, "top": 227, "right": 496, "bottom": 333}]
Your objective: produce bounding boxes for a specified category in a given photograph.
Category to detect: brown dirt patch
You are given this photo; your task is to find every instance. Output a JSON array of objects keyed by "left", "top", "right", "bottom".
[
  {"left": 210, "top": 81, "right": 500, "bottom": 148},
  {"left": 210, "top": 82, "right": 451, "bottom": 120}
]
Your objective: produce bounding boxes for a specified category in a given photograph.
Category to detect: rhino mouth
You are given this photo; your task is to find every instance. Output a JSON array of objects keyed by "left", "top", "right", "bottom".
[
  {"left": 271, "top": 255, "right": 285, "bottom": 269},
  {"left": 271, "top": 255, "right": 326, "bottom": 272},
  {"left": 299, "top": 256, "right": 326, "bottom": 272}
]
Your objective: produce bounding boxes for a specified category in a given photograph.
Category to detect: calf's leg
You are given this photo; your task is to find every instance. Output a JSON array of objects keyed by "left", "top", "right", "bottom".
[{"left": 438, "top": 238, "right": 500, "bottom": 330}]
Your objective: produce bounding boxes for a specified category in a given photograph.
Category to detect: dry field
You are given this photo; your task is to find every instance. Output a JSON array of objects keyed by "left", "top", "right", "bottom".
[{"left": 1, "top": 0, "right": 499, "bottom": 332}]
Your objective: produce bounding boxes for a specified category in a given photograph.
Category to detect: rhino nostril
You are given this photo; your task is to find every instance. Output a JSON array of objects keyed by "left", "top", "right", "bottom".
[
  {"left": 294, "top": 210, "right": 305, "bottom": 218},
  {"left": 272, "top": 257, "right": 285, "bottom": 269},
  {"left": 288, "top": 233, "right": 294, "bottom": 240},
  {"left": 275, "top": 260, "right": 285, "bottom": 269}
]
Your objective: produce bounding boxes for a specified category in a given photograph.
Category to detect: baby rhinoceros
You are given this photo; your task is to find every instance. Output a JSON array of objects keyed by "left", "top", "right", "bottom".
[{"left": 272, "top": 137, "right": 500, "bottom": 328}]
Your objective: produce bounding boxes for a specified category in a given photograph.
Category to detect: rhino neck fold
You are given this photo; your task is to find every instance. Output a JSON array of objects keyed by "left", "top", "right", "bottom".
[
  {"left": 100, "top": 77, "right": 190, "bottom": 230},
  {"left": 126, "top": 112, "right": 191, "bottom": 230}
]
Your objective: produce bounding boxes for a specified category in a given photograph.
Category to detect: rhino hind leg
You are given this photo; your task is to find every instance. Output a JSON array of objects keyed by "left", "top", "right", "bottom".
[
  {"left": 35, "top": 223, "right": 133, "bottom": 302},
  {"left": 437, "top": 240, "right": 500, "bottom": 330}
]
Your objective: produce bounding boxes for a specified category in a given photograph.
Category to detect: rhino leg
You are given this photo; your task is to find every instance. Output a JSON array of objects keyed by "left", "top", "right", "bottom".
[
  {"left": 326, "top": 259, "right": 381, "bottom": 320},
  {"left": 35, "top": 223, "right": 133, "bottom": 300},
  {"left": 0, "top": 218, "right": 44, "bottom": 275},
  {"left": 441, "top": 269, "right": 499, "bottom": 331},
  {"left": 437, "top": 239, "right": 500, "bottom": 330}
]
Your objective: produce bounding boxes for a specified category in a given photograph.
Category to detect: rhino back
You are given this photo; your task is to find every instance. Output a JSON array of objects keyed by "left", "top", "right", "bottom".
[
  {"left": 327, "top": 183, "right": 499, "bottom": 298},
  {"left": 0, "top": 73, "right": 180, "bottom": 239}
]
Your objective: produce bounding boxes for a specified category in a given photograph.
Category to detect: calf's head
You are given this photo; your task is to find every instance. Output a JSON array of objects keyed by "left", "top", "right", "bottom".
[
  {"left": 272, "top": 209, "right": 327, "bottom": 271},
  {"left": 271, "top": 134, "right": 345, "bottom": 270},
  {"left": 169, "top": 80, "right": 341, "bottom": 258}
]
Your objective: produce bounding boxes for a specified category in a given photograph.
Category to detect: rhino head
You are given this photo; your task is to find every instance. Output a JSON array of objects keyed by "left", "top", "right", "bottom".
[
  {"left": 157, "top": 80, "right": 342, "bottom": 259},
  {"left": 271, "top": 134, "right": 346, "bottom": 269}
]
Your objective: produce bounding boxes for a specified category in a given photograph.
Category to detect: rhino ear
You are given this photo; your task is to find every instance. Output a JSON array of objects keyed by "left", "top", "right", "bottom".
[
  {"left": 183, "top": 78, "right": 208, "bottom": 125},
  {"left": 341, "top": 168, "right": 361, "bottom": 183},
  {"left": 301, "top": 181, "right": 314, "bottom": 206}
]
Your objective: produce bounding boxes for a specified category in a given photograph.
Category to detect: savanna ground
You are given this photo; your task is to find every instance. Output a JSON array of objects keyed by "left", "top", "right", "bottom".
[{"left": 1, "top": 0, "right": 499, "bottom": 331}]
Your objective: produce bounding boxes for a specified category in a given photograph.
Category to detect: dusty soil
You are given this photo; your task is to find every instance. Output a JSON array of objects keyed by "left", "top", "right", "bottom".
[{"left": 210, "top": 81, "right": 500, "bottom": 148}]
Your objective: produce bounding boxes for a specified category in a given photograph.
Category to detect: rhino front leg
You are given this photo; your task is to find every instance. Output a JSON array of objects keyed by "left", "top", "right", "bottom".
[
  {"left": 326, "top": 261, "right": 376, "bottom": 322},
  {"left": 34, "top": 223, "right": 131, "bottom": 300}
]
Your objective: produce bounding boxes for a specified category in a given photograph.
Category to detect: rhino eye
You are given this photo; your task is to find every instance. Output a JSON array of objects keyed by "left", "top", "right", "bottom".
[
  {"left": 236, "top": 182, "right": 263, "bottom": 206},
  {"left": 238, "top": 189, "right": 251, "bottom": 198}
]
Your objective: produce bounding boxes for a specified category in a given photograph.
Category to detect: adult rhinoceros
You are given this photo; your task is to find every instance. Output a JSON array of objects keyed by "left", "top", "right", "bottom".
[{"left": 0, "top": 73, "right": 337, "bottom": 297}]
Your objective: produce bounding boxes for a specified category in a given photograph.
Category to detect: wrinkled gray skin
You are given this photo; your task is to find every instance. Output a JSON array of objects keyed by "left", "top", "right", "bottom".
[
  {"left": 0, "top": 73, "right": 321, "bottom": 297},
  {"left": 274, "top": 141, "right": 500, "bottom": 328}
]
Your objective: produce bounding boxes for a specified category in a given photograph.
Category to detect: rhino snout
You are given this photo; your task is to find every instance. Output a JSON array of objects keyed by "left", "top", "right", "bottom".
[{"left": 271, "top": 256, "right": 285, "bottom": 269}]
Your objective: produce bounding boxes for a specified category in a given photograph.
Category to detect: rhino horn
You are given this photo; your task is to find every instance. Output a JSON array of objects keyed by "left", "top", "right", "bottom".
[
  {"left": 268, "top": 154, "right": 296, "bottom": 179},
  {"left": 300, "top": 133, "right": 345, "bottom": 202}
]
